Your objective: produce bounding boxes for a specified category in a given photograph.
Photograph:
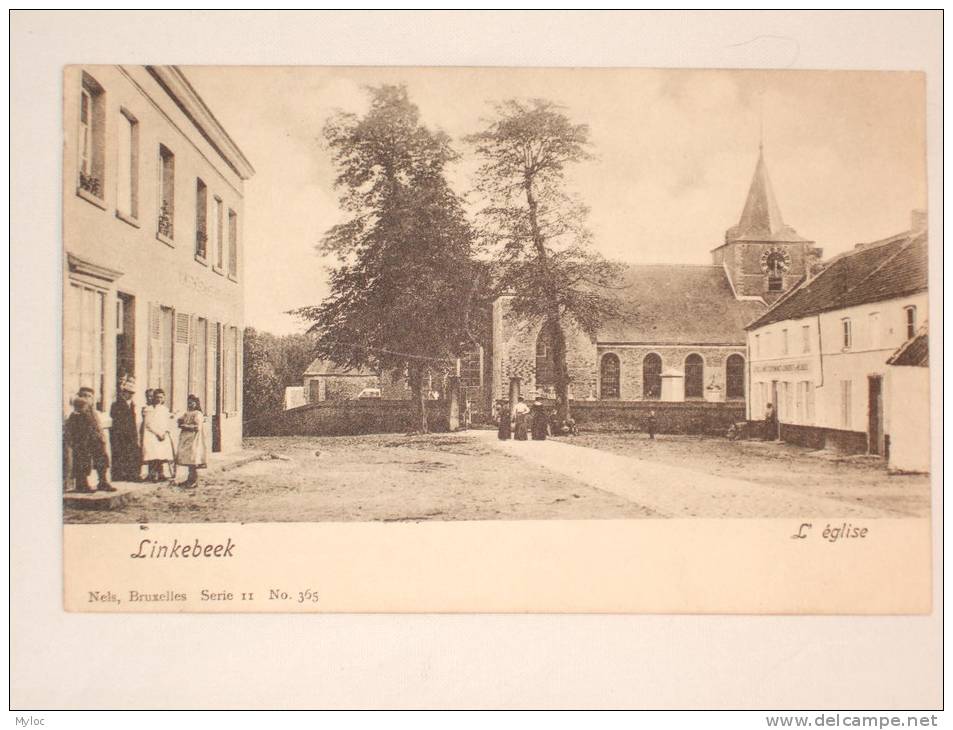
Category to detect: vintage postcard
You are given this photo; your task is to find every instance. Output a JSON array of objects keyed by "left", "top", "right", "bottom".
[{"left": 61, "top": 64, "right": 933, "bottom": 613}]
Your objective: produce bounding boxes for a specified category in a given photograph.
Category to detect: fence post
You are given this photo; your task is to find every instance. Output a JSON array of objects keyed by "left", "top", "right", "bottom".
[
  {"left": 508, "top": 377, "right": 521, "bottom": 418},
  {"left": 448, "top": 376, "right": 461, "bottom": 431}
]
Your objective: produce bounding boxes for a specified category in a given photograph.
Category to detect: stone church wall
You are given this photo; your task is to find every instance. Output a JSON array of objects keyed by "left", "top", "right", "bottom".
[
  {"left": 595, "top": 346, "right": 746, "bottom": 401},
  {"left": 492, "top": 296, "right": 597, "bottom": 400}
]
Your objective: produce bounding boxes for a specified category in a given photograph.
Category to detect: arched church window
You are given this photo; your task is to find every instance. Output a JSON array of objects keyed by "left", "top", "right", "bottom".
[
  {"left": 685, "top": 353, "right": 704, "bottom": 399},
  {"left": 642, "top": 353, "right": 662, "bottom": 400},
  {"left": 535, "top": 320, "right": 558, "bottom": 388},
  {"left": 726, "top": 354, "right": 745, "bottom": 399},
  {"left": 600, "top": 353, "right": 620, "bottom": 399}
]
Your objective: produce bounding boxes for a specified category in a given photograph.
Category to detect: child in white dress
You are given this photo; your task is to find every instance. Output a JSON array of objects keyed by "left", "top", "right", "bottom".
[{"left": 141, "top": 388, "right": 175, "bottom": 482}]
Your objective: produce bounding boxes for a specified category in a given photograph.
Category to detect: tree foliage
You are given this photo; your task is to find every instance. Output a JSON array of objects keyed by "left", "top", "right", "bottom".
[
  {"left": 242, "top": 328, "right": 319, "bottom": 432},
  {"left": 291, "top": 85, "right": 480, "bottom": 431},
  {"left": 466, "top": 99, "right": 623, "bottom": 416}
]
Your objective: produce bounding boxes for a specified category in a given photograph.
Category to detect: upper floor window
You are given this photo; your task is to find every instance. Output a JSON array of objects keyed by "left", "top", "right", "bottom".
[
  {"left": 157, "top": 145, "right": 175, "bottom": 240},
  {"left": 227, "top": 209, "right": 238, "bottom": 278},
  {"left": 767, "top": 275, "right": 783, "bottom": 292},
  {"left": 78, "top": 73, "right": 105, "bottom": 200},
  {"left": 905, "top": 306, "right": 917, "bottom": 340},
  {"left": 195, "top": 179, "right": 208, "bottom": 259},
  {"left": 213, "top": 196, "right": 224, "bottom": 271},
  {"left": 841, "top": 318, "right": 852, "bottom": 350},
  {"left": 116, "top": 109, "right": 139, "bottom": 219},
  {"left": 781, "top": 329, "right": 789, "bottom": 355},
  {"left": 754, "top": 334, "right": 760, "bottom": 357},
  {"left": 801, "top": 325, "right": 810, "bottom": 353}
]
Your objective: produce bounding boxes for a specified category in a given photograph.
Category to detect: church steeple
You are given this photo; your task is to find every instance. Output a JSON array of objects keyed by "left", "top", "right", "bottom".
[
  {"left": 714, "top": 146, "right": 819, "bottom": 303},
  {"left": 725, "top": 147, "right": 806, "bottom": 244}
]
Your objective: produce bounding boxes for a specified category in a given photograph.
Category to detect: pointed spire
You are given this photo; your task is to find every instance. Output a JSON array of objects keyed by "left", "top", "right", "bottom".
[{"left": 737, "top": 146, "right": 784, "bottom": 237}]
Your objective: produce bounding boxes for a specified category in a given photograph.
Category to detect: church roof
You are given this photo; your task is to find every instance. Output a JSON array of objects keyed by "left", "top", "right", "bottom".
[
  {"left": 746, "top": 229, "right": 928, "bottom": 330},
  {"left": 596, "top": 265, "right": 766, "bottom": 345},
  {"left": 724, "top": 148, "right": 808, "bottom": 243}
]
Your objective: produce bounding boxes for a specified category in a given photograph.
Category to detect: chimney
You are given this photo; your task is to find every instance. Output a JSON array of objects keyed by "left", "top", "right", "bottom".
[{"left": 911, "top": 209, "right": 927, "bottom": 232}]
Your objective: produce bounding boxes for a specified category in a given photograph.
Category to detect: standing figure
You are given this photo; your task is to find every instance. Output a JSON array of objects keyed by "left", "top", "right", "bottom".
[
  {"left": 77, "top": 387, "right": 114, "bottom": 491},
  {"left": 764, "top": 402, "right": 779, "bottom": 441},
  {"left": 139, "top": 389, "right": 154, "bottom": 480},
  {"left": 176, "top": 395, "right": 208, "bottom": 488},
  {"left": 64, "top": 396, "right": 96, "bottom": 492},
  {"left": 495, "top": 400, "right": 511, "bottom": 440},
  {"left": 513, "top": 396, "right": 530, "bottom": 441},
  {"left": 530, "top": 397, "right": 549, "bottom": 441},
  {"left": 109, "top": 378, "right": 140, "bottom": 481},
  {"left": 646, "top": 409, "right": 657, "bottom": 440},
  {"left": 141, "top": 388, "right": 175, "bottom": 481}
]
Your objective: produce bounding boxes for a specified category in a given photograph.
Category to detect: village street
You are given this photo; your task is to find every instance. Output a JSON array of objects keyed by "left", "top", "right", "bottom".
[{"left": 65, "top": 430, "right": 930, "bottom": 524}]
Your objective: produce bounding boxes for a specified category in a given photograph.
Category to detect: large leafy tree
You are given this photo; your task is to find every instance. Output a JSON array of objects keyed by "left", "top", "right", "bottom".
[
  {"left": 293, "top": 85, "right": 479, "bottom": 432},
  {"left": 466, "top": 99, "right": 622, "bottom": 420}
]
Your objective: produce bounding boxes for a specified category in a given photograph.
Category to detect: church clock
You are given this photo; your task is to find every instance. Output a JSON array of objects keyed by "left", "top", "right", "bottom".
[{"left": 760, "top": 247, "right": 792, "bottom": 277}]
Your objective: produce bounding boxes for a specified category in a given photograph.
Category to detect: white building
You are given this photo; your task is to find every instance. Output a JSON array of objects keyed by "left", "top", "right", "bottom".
[
  {"left": 885, "top": 327, "right": 930, "bottom": 472},
  {"left": 64, "top": 65, "right": 254, "bottom": 453},
  {"left": 746, "top": 214, "right": 928, "bottom": 459}
]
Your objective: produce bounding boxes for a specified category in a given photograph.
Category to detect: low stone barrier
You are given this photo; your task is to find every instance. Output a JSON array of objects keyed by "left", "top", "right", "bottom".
[
  {"left": 567, "top": 399, "right": 745, "bottom": 436},
  {"left": 247, "top": 400, "right": 450, "bottom": 437}
]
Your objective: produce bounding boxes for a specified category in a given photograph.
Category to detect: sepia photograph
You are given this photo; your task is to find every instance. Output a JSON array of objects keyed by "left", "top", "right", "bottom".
[
  {"left": 12, "top": 8, "right": 942, "bottom": 714},
  {"left": 63, "top": 66, "right": 929, "bottom": 527}
]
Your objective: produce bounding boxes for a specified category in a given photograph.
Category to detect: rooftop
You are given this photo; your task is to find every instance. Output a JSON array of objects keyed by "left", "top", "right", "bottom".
[
  {"left": 746, "top": 228, "right": 928, "bottom": 330},
  {"left": 887, "top": 325, "right": 929, "bottom": 367},
  {"left": 597, "top": 264, "right": 766, "bottom": 345},
  {"left": 723, "top": 147, "right": 809, "bottom": 244}
]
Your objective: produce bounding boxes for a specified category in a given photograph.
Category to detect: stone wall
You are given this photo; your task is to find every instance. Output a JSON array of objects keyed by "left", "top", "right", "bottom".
[
  {"left": 595, "top": 346, "right": 746, "bottom": 401},
  {"left": 250, "top": 400, "right": 451, "bottom": 437},
  {"left": 494, "top": 296, "right": 597, "bottom": 400},
  {"left": 779, "top": 423, "right": 869, "bottom": 454},
  {"left": 568, "top": 400, "right": 745, "bottom": 436}
]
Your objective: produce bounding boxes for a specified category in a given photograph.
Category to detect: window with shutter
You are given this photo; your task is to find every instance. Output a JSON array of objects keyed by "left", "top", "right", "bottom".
[
  {"left": 209, "top": 323, "right": 220, "bottom": 415},
  {"left": 172, "top": 312, "right": 191, "bottom": 411},
  {"left": 147, "top": 303, "right": 161, "bottom": 389}
]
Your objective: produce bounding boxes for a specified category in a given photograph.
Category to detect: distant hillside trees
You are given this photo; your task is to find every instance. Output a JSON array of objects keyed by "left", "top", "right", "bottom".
[{"left": 243, "top": 328, "right": 317, "bottom": 432}]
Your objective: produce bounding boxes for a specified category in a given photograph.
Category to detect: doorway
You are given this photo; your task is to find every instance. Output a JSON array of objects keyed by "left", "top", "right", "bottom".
[
  {"left": 115, "top": 293, "right": 135, "bottom": 391},
  {"left": 868, "top": 375, "right": 884, "bottom": 456},
  {"left": 210, "top": 321, "right": 223, "bottom": 452}
]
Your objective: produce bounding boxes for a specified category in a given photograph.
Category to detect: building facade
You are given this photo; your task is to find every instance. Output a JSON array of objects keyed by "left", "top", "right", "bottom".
[
  {"left": 491, "top": 147, "right": 814, "bottom": 407},
  {"left": 302, "top": 349, "right": 486, "bottom": 407},
  {"left": 885, "top": 327, "right": 930, "bottom": 472},
  {"left": 746, "top": 216, "right": 928, "bottom": 459},
  {"left": 64, "top": 65, "right": 254, "bottom": 453}
]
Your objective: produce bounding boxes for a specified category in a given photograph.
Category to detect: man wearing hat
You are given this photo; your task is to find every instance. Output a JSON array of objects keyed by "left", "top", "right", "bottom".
[{"left": 109, "top": 377, "right": 141, "bottom": 482}]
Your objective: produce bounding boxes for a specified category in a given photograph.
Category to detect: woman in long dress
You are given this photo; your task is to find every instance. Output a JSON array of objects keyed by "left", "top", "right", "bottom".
[
  {"left": 530, "top": 398, "right": 549, "bottom": 440},
  {"left": 495, "top": 400, "right": 511, "bottom": 440},
  {"left": 141, "top": 388, "right": 175, "bottom": 481},
  {"left": 176, "top": 394, "right": 208, "bottom": 488},
  {"left": 513, "top": 397, "right": 530, "bottom": 441}
]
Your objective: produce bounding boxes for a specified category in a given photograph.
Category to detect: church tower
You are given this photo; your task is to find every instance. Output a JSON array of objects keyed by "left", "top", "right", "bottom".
[{"left": 712, "top": 146, "right": 822, "bottom": 303}]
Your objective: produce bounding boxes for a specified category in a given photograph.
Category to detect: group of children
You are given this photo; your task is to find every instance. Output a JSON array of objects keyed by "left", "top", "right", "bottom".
[
  {"left": 139, "top": 386, "right": 208, "bottom": 488},
  {"left": 64, "top": 378, "right": 208, "bottom": 492}
]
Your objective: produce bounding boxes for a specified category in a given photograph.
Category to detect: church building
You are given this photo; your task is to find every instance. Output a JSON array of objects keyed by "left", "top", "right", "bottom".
[{"left": 491, "top": 147, "right": 823, "bottom": 405}]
